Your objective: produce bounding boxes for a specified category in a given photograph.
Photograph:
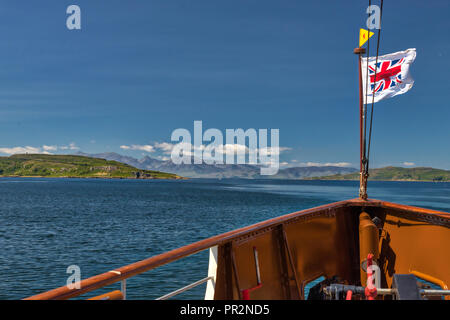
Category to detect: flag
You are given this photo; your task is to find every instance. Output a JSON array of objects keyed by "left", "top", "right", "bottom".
[
  {"left": 359, "top": 28, "right": 374, "bottom": 47},
  {"left": 362, "top": 48, "right": 416, "bottom": 104}
]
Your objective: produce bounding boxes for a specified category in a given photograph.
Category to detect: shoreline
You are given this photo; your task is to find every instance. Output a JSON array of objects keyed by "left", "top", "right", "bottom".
[
  {"left": 301, "top": 178, "right": 448, "bottom": 183},
  {"left": 0, "top": 176, "right": 445, "bottom": 182},
  {"left": 0, "top": 175, "right": 187, "bottom": 180}
]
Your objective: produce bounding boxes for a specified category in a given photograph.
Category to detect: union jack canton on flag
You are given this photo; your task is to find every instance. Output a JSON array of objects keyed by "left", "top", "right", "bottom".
[{"left": 362, "top": 48, "right": 416, "bottom": 104}]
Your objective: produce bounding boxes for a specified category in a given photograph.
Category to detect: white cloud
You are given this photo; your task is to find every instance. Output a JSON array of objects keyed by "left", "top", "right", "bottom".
[
  {"left": 154, "top": 142, "right": 209, "bottom": 156},
  {"left": 219, "top": 144, "right": 248, "bottom": 155},
  {"left": 60, "top": 142, "right": 79, "bottom": 150},
  {"left": 69, "top": 142, "right": 79, "bottom": 150},
  {"left": 258, "top": 146, "right": 291, "bottom": 156},
  {"left": 298, "top": 162, "right": 353, "bottom": 167},
  {"left": 152, "top": 141, "right": 291, "bottom": 157},
  {"left": 0, "top": 142, "right": 83, "bottom": 155},
  {"left": 279, "top": 161, "right": 290, "bottom": 167},
  {"left": 42, "top": 145, "right": 57, "bottom": 151},
  {"left": 402, "top": 162, "right": 415, "bottom": 166},
  {"left": 0, "top": 146, "right": 41, "bottom": 155},
  {"left": 120, "top": 144, "right": 155, "bottom": 153},
  {"left": 125, "top": 141, "right": 291, "bottom": 166},
  {"left": 0, "top": 145, "right": 57, "bottom": 155},
  {"left": 154, "top": 142, "right": 175, "bottom": 153}
]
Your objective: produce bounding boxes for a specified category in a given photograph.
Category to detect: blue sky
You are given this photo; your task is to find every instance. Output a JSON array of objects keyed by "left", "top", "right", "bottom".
[{"left": 0, "top": 0, "right": 449, "bottom": 169}]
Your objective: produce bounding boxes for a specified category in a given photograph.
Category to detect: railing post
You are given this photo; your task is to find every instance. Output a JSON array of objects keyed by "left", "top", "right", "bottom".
[
  {"left": 205, "top": 246, "right": 218, "bottom": 300},
  {"left": 121, "top": 279, "right": 126, "bottom": 300}
]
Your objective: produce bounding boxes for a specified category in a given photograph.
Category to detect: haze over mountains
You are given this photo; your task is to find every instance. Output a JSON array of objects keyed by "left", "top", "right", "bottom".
[{"left": 76, "top": 152, "right": 357, "bottom": 179}]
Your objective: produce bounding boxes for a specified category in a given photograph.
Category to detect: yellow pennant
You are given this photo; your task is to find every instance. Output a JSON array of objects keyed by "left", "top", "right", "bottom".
[{"left": 359, "top": 28, "right": 374, "bottom": 47}]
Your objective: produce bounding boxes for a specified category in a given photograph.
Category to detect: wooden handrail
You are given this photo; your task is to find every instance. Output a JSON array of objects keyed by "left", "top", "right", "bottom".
[{"left": 87, "top": 290, "right": 124, "bottom": 300}]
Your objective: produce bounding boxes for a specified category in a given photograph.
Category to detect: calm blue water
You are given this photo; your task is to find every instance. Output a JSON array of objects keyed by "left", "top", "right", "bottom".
[{"left": 0, "top": 178, "right": 448, "bottom": 300}]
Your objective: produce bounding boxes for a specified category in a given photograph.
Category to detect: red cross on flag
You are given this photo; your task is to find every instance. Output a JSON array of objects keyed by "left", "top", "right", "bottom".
[{"left": 362, "top": 48, "right": 416, "bottom": 104}]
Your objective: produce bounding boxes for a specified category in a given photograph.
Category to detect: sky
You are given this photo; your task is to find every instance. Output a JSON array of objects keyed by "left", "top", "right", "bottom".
[{"left": 0, "top": 0, "right": 449, "bottom": 169}]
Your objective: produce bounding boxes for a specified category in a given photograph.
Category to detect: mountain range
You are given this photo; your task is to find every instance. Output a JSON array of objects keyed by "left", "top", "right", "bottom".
[{"left": 76, "top": 152, "right": 358, "bottom": 179}]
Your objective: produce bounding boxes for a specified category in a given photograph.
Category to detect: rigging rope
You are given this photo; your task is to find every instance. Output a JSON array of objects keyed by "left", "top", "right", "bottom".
[
  {"left": 363, "top": 0, "right": 372, "bottom": 173},
  {"left": 364, "top": 0, "right": 384, "bottom": 176}
]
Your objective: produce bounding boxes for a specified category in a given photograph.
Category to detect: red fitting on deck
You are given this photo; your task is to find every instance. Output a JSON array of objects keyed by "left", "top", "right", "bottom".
[
  {"left": 365, "top": 253, "right": 377, "bottom": 300},
  {"left": 346, "top": 290, "right": 353, "bottom": 300},
  {"left": 242, "top": 289, "right": 250, "bottom": 300},
  {"left": 241, "top": 284, "right": 263, "bottom": 300}
]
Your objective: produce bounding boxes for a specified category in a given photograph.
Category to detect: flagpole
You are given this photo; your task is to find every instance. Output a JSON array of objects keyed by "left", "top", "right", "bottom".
[{"left": 354, "top": 47, "right": 368, "bottom": 200}]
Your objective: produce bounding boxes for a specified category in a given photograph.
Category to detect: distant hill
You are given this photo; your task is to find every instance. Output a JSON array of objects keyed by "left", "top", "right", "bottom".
[
  {"left": 0, "top": 154, "right": 184, "bottom": 179},
  {"left": 77, "top": 152, "right": 358, "bottom": 179},
  {"left": 311, "top": 166, "right": 450, "bottom": 182},
  {"left": 268, "top": 166, "right": 357, "bottom": 179}
]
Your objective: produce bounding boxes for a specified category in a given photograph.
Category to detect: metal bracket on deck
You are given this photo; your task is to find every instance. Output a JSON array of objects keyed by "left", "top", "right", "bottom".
[{"left": 241, "top": 247, "right": 263, "bottom": 300}]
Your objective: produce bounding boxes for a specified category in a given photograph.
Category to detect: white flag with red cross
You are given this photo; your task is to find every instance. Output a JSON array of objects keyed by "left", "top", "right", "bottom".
[{"left": 362, "top": 48, "right": 416, "bottom": 104}]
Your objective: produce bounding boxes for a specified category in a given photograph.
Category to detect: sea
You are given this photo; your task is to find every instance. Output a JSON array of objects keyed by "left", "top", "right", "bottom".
[{"left": 0, "top": 178, "right": 448, "bottom": 300}]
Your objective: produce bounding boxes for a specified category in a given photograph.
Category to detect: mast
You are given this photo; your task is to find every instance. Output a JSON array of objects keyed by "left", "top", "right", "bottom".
[{"left": 354, "top": 47, "right": 368, "bottom": 200}]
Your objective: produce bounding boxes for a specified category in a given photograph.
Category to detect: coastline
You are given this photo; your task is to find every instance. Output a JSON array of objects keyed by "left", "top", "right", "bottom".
[
  {"left": 302, "top": 178, "right": 448, "bottom": 183},
  {"left": 0, "top": 175, "right": 444, "bottom": 182},
  {"left": 0, "top": 154, "right": 186, "bottom": 180},
  {"left": 0, "top": 175, "right": 187, "bottom": 180}
]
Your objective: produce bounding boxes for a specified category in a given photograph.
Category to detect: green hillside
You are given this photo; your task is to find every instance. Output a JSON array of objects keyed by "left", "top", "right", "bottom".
[
  {"left": 0, "top": 154, "right": 184, "bottom": 179},
  {"left": 311, "top": 166, "right": 450, "bottom": 182}
]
